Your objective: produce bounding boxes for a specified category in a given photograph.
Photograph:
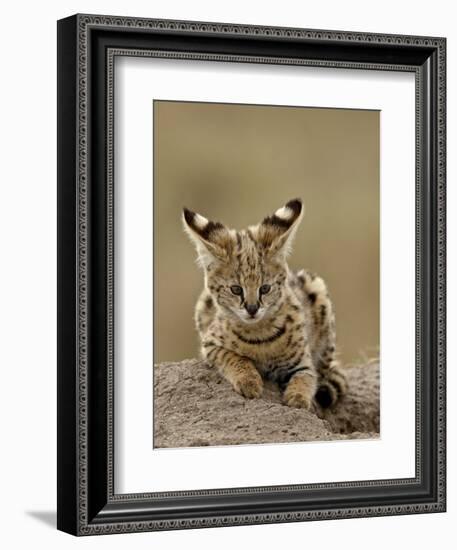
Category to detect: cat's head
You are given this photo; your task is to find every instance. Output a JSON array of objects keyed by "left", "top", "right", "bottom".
[{"left": 183, "top": 199, "right": 303, "bottom": 324}]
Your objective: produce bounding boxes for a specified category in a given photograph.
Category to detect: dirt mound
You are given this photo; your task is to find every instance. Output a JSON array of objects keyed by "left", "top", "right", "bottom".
[{"left": 153, "top": 359, "right": 379, "bottom": 448}]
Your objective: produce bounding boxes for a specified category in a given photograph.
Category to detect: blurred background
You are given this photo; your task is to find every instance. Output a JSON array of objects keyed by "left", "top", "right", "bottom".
[{"left": 154, "top": 100, "right": 379, "bottom": 367}]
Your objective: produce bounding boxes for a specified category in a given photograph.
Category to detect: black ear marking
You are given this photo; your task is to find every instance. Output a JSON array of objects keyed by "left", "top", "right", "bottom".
[
  {"left": 183, "top": 207, "right": 224, "bottom": 241},
  {"left": 183, "top": 207, "right": 195, "bottom": 226},
  {"left": 199, "top": 221, "right": 224, "bottom": 241},
  {"left": 261, "top": 198, "right": 303, "bottom": 231},
  {"left": 254, "top": 198, "right": 304, "bottom": 256},
  {"left": 261, "top": 214, "right": 293, "bottom": 230},
  {"left": 285, "top": 198, "right": 302, "bottom": 216}
]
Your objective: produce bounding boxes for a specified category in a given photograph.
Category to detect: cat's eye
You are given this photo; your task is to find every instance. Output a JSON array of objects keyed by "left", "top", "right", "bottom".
[
  {"left": 259, "top": 284, "right": 271, "bottom": 295},
  {"left": 230, "top": 285, "right": 243, "bottom": 296}
]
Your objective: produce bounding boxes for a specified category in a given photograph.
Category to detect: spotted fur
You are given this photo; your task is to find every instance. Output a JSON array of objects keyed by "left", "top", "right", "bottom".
[{"left": 183, "top": 199, "right": 347, "bottom": 409}]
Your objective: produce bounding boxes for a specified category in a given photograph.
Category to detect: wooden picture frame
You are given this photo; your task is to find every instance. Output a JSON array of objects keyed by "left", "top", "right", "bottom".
[{"left": 57, "top": 13, "right": 446, "bottom": 535}]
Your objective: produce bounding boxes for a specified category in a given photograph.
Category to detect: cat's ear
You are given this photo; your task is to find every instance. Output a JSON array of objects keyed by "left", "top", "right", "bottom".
[
  {"left": 182, "top": 207, "right": 234, "bottom": 267},
  {"left": 251, "top": 198, "right": 304, "bottom": 258}
]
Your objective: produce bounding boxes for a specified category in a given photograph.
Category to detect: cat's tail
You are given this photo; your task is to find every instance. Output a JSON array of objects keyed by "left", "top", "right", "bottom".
[
  {"left": 314, "top": 362, "right": 348, "bottom": 408},
  {"left": 296, "top": 268, "right": 334, "bottom": 335},
  {"left": 296, "top": 268, "right": 348, "bottom": 408}
]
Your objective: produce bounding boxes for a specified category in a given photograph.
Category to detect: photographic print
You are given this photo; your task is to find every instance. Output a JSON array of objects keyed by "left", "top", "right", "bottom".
[
  {"left": 58, "top": 15, "right": 445, "bottom": 534},
  {"left": 153, "top": 100, "right": 380, "bottom": 448}
]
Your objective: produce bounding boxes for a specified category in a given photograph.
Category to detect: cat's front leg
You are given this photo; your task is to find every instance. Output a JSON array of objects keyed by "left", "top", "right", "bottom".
[
  {"left": 282, "top": 349, "right": 317, "bottom": 409},
  {"left": 203, "top": 344, "right": 263, "bottom": 398}
]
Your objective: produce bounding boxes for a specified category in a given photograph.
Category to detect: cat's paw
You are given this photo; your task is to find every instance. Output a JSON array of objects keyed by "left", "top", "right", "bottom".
[
  {"left": 283, "top": 389, "right": 313, "bottom": 409},
  {"left": 282, "top": 372, "right": 316, "bottom": 409},
  {"left": 233, "top": 371, "right": 263, "bottom": 399}
]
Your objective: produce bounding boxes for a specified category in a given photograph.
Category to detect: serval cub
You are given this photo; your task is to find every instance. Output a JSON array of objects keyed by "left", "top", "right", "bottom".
[{"left": 182, "top": 199, "right": 347, "bottom": 409}]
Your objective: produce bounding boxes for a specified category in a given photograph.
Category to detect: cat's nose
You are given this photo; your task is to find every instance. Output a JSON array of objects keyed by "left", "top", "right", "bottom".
[{"left": 245, "top": 303, "right": 259, "bottom": 316}]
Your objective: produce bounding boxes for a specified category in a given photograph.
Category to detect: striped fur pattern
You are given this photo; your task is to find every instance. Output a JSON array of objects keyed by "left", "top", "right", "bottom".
[{"left": 183, "top": 199, "right": 347, "bottom": 409}]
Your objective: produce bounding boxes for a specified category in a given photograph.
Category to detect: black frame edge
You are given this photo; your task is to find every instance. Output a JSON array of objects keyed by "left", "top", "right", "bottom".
[{"left": 57, "top": 14, "right": 79, "bottom": 536}]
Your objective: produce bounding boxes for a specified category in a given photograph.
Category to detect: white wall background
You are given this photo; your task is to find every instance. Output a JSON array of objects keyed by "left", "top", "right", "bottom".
[{"left": 0, "top": 0, "right": 454, "bottom": 547}]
